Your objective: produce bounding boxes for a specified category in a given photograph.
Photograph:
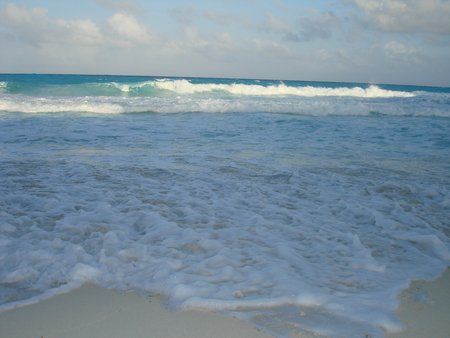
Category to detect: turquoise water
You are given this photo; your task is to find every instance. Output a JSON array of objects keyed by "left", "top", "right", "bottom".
[{"left": 1, "top": 74, "right": 450, "bottom": 338}]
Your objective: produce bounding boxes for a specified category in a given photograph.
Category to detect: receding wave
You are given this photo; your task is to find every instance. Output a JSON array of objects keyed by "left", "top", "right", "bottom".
[
  {"left": 1, "top": 94, "right": 450, "bottom": 117},
  {"left": 0, "top": 97, "right": 126, "bottom": 114}
]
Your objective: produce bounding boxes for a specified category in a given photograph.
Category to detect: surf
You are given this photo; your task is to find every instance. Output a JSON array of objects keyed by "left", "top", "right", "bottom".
[{"left": 0, "top": 77, "right": 419, "bottom": 98}]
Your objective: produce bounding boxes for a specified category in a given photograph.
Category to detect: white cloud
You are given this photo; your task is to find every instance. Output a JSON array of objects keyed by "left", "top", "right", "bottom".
[
  {"left": 258, "top": 13, "right": 291, "bottom": 33},
  {"left": 65, "top": 19, "right": 103, "bottom": 45},
  {"left": 384, "top": 40, "right": 416, "bottom": 55},
  {"left": 170, "top": 5, "right": 250, "bottom": 28},
  {"left": 272, "top": 0, "right": 289, "bottom": 11},
  {"left": 183, "top": 26, "right": 200, "bottom": 41},
  {"left": 170, "top": 5, "right": 198, "bottom": 25},
  {"left": 346, "top": 0, "right": 450, "bottom": 34},
  {"left": 246, "top": 39, "right": 293, "bottom": 59},
  {"left": 172, "top": 26, "right": 239, "bottom": 62},
  {"left": 313, "top": 48, "right": 365, "bottom": 71},
  {"left": 203, "top": 9, "right": 250, "bottom": 27},
  {"left": 383, "top": 40, "right": 422, "bottom": 62},
  {"left": 0, "top": 3, "right": 157, "bottom": 47},
  {"left": 103, "top": 12, "right": 157, "bottom": 46},
  {"left": 0, "top": 3, "right": 102, "bottom": 45},
  {"left": 284, "top": 10, "right": 339, "bottom": 42},
  {"left": 91, "top": 0, "right": 144, "bottom": 15}
]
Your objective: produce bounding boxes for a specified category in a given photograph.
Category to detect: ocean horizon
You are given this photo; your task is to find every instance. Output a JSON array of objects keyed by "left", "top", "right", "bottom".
[
  {"left": 1, "top": 73, "right": 449, "bottom": 338},
  {"left": 3, "top": 72, "right": 450, "bottom": 90}
]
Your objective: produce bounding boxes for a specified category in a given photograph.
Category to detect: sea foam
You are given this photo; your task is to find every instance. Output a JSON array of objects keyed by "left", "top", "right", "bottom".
[
  {"left": 152, "top": 79, "right": 415, "bottom": 97},
  {"left": 1, "top": 92, "right": 449, "bottom": 117},
  {"left": 0, "top": 74, "right": 449, "bottom": 338}
]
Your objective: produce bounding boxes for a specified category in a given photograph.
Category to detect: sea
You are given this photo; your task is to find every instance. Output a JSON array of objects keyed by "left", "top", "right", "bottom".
[{"left": 0, "top": 74, "right": 449, "bottom": 338}]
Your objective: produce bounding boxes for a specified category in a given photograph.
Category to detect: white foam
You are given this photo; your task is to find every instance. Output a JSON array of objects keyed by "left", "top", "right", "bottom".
[
  {"left": 1, "top": 85, "right": 450, "bottom": 338},
  {"left": 1, "top": 92, "right": 449, "bottom": 117},
  {"left": 0, "top": 97, "right": 125, "bottom": 114},
  {"left": 1, "top": 156, "right": 448, "bottom": 337},
  {"left": 153, "top": 79, "right": 415, "bottom": 98},
  {"left": 394, "top": 234, "right": 450, "bottom": 261},
  {"left": 111, "top": 81, "right": 155, "bottom": 93}
]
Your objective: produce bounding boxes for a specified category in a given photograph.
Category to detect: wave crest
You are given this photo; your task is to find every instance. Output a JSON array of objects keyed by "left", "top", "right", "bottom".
[
  {"left": 0, "top": 78, "right": 418, "bottom": 98},
  {"left": 152, "top": 80, "right": 415, "bottom": 98}
]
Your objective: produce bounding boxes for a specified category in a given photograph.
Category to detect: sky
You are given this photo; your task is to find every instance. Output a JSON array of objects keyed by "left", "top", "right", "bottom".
[{"left": 0, "top": 0, "right": 449, "bottom": 86}]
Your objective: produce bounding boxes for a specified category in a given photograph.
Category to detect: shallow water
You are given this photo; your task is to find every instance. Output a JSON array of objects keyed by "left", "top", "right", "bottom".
[{"left": 0, "top": 74, "right": 449, "bottom": 338}]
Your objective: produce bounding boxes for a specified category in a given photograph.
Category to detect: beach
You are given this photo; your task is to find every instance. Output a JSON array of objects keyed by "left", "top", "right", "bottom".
[
  {"left": 0, "top": 284, "right": 273, "bottom": 338},
  {"left": 385, "top": 268, "right": 450, "bottom": 338},
  {"left": 0, "top": 269, "right": 449, "bottom": 338}
]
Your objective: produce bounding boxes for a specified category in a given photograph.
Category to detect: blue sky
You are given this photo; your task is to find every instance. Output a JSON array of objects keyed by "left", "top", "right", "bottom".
[{"left": 0, "top": 0, "right": 449, "bottom": 86}]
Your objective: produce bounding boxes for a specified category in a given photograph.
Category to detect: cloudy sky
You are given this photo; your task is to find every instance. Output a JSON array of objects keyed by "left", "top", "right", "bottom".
[{"left": 0, "top": 0, "right": 449, "bottom": 86}]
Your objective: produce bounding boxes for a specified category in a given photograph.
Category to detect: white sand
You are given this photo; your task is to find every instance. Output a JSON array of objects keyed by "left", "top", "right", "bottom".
[
  {"left": 0, "top": 284, "right": 272, "bottom": 338},
  {"left": 1, "top": 270, "right": 448, "bottom": 338},
  {"left": 384, "top": 268, "right": 450, "bottom": 338}
]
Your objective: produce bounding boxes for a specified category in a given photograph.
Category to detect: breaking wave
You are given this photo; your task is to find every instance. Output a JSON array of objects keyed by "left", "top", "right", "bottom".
[{"left": 0, "top": 78, "right": 419, "bottom": 98}]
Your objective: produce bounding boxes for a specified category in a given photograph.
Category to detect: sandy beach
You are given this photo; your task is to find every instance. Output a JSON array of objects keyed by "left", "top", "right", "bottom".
[
  {"left": 0, "top": 284, "right": 272, "bottom": 338},
  {"left": 384, "top": 268, "right": 450, "bottom": 338},
  {"left": 0, "top": 269, "right": 448, "bottom": 338}
]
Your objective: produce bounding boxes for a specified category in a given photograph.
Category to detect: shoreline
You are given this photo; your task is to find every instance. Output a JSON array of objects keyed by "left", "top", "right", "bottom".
[
  {"left": 384, "top": 267, "right": 450, "bottom": 338},
  {"left": 0, "top": 269, "right": 448, "bottom": 338},
  {"left": 0, "top": 283, "right": 272, "bottom": 338}
]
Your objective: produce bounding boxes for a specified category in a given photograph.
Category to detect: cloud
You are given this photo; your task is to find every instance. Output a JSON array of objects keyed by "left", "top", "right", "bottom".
[
  {"left": 103, "top": 12, "right": 157, "bottom": 46},
  {"left": 172, "top": 26, "right": 239, "bottom": 62},
  {"left": 0, "top": 3, "right": 157, "bottom": 47},
  {"left": 203, "top": 10, "right": 250, "bottom": 27},
  {"left": 0, "top": 3, "right": 102, "bottom": 45},
  {"left": 284, "top": 10, "right": 339, "bottom": 42},
  {"left": 345, "top": 0, "right": 450, "bottom": 34},
  {"left": 272, "top": 0, "right": 289, "bottom": 11},
  {"left": 383, "top": 40, "right": 422, "bottom": 62},
  {"left": 0, "top": 30, "right": 15, "bottom": 41},
  {"left": 170, "top": 5, "right": 250, "bottom": 28},
  {"left": 0, "top": 3, "right": 238, "bottom": 64},
  {"left": 246, "top": 38, "right": 294, "bottom": 59},
  {"left": 170, "top": 5, "right": 198, "bottom": 25},
  {"left": 258, "top": 13, "right": 291, "bottom": 33},
  {"left": 91, "top": 0, "right": 144, "bottom": 15},
  {"left": 313, "top": 48, "right": 363, "bottom": 70},
  {"left": 257, "top": 10, "right": 340, "bottom": 42}
]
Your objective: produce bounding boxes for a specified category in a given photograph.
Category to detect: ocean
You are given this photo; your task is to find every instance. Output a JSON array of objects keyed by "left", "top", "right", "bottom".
[{"left": 0, "top": 74, "right": 449, "bottom": 338}]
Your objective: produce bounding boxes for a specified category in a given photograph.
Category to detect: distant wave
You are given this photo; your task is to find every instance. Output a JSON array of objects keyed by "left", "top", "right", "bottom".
[
  {"left": 152, "top": 79, "right": 416, "bottom": 98},
  {"left": 1, "top": 79, "right": 417, "bottom": 98},
  {"left": 2, "top": 76, "right": 449, "bottom": 116}
]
